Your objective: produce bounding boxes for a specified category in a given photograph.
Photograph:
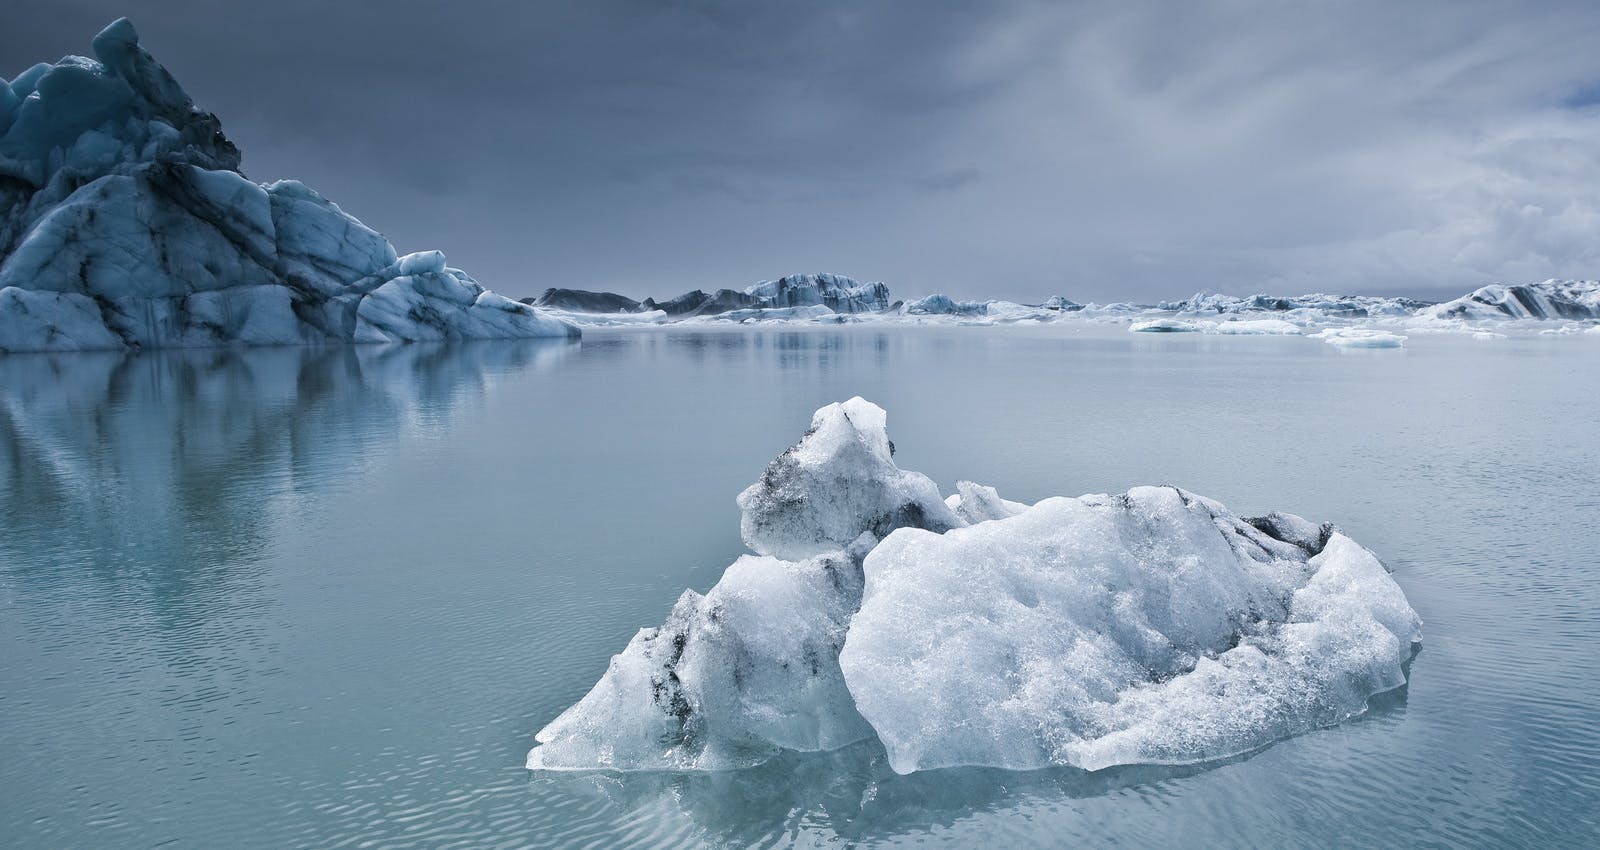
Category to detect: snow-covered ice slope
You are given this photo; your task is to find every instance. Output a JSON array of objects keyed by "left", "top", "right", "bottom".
[
  {"left": 0, "top": 18, "right": 577, "bottom": 352},
  {"left": 529, "top": 399, "right": 1421, "bottom": 775}
]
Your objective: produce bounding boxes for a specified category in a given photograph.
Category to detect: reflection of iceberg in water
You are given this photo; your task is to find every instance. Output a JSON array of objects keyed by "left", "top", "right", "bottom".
[{"left": 0, "top": 340, "right": 576, "bottom": 595}]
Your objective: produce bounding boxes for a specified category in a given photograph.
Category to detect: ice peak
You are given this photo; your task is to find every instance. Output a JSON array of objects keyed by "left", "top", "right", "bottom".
[{"left": 738, "top": 397, "right": 957, "bottom": 560}]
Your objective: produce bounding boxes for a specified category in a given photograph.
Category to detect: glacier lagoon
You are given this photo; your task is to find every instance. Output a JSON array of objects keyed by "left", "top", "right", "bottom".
[{"left": 3, "top": 325, "right": 1598, "bottom": 848}]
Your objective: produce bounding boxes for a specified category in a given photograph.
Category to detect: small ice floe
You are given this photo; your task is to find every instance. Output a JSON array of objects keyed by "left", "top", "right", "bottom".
[
  {"left": 1311, "top": 328, "right": 1407, "bottom": 348},
  {"left": 1129, "top": 318, "right": 1204, "bottom": 333}
]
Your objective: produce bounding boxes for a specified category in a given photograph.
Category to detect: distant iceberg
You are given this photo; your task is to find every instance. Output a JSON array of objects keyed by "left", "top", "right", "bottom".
[
  {"left": 0, "top": 19, "right": 577, "bottom": 353},
  {"left": 1160, "top": 291, "right": 1428, "bottom": 319},
  {"left": 1129, "top": 318, "right": 1203, "bottom": 333},
  {"left": 520, "top": 274, "right": 1600, "bottom": 336},
  {"left": 1418, "top": 280, "right": 1600, "bottom": 322},
  {"left": 529, "top": 398, "right": 1421, "bottom": 774},
  {"left": 1313, "top": 328, "right": 1407, "bottom": 349}
]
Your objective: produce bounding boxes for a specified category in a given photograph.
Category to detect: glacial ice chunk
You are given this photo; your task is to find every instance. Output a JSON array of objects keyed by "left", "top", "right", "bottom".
[
  {"left": 736, "top": 397, "right": 959, "bottom": 561},
  {"left": 529, "top": 398, "right": 1422, "bottom": 776},
  {"left": 1313, "top": 328, "right": 1407, "bottom": 348},
  {"left": 527, "top": 544, "right": 876, "bottom": 771},
  {"left": 1129, "top": 318, "right": 1203, "bottom": 333},
  {"left": 839, "top": 487, "right": 1421, "bottom": 774},
  {"left": 1211, "top": 318, "right": 1300, "bottom": 335},
  {"left": 1421, "top": 280, "right": 1600, "bottom": 321},
  {"left": 945, "top": 480, "right": 1029, "bottom": 524}
]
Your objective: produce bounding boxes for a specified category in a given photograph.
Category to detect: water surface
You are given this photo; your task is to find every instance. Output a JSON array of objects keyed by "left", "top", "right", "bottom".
[{"left": 2, "top": 327, "right": 1597, "bottom": 847}]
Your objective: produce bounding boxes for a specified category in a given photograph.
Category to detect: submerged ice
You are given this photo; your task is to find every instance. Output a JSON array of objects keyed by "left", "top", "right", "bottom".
[{"left": 529, "top": 399, "right": 1422, "bottom": 775}]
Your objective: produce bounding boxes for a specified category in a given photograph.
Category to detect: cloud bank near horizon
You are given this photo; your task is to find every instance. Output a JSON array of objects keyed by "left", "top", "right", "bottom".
[{"left": 7, "top": 1, "right": 1600, "bottom": 302}]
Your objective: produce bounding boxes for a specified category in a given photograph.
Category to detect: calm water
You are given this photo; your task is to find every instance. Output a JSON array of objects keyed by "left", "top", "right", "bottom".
[{"left": 2, "top": 327, "right": 1597, "bottom": 848}]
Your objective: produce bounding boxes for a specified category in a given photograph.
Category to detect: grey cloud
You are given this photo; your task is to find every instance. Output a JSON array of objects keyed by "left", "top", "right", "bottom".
[{"left": 4, "top": 0, "right": 1600, "bottom": 302}]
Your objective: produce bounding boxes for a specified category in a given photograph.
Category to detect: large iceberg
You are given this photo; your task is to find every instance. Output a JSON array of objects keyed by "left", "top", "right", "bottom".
[
  {"left": 529, "top": 398, "right": 1421, "bottom": 775},
  {"left": 1418, "top": 280, "right": 1600, "bottom": 321},
  {"left": 0, "top": 19, "right": 577, "bottom": 353},
  {"left": 1159, "top": 291, "right": 1429, "bottom": 319},
  {"left": 743, "top": 273, "right": 891, "bottom": 314}
]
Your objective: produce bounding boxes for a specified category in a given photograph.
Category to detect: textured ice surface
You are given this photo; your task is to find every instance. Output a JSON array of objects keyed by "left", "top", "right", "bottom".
[
  {"left": 945, "top": 480, "right": 1030, "bottom": 524},
  {"left": 1160, "top": 291, "right": 1427, "bottom": 318},
  {"left": 530, "top": 399, "right": 1422, "bottom": 775},
  {"left": 840, "top": 488, "right": 1421, "bottom": 773},
  {"left": 528, "top": 545, "right": 876, "bottom": 771},
  {"left": 1212, "top": 319, "right": 1301, "bottom": 335},
  {"left": 743, "top": 273, "right": 890, "bottom": 314},
  {"left": 1421, "top": 280, "right": 1600, "bottom": 321},
  {"left": 1130, "top": 318, "right": 1203, "bottom": 333},
  {"left": 905, "top": 294, "right": 989, "bottom": 316},
  {"left": 0, "top": 19, "right": 576, "bottom": 352},
  {"left": 737, "top": 397, "right": 959, "bottom": 561},
  {"left": 1314, "top": 328, "right": 1407, "bottom": 348}
]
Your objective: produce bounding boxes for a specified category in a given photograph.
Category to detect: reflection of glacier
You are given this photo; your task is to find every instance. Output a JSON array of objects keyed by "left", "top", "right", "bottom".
[
  {"left": 530, "top": 398, "right": 1421, "bottom": 776},
  {"left": 0, "top": 341, "right": 574, "bottom": 592}
]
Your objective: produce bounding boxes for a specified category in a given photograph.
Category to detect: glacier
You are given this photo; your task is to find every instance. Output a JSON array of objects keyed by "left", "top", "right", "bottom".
[
  {"left": 0, "top": 18, "right": 577, "bottom": 353},
  {"left": 529, "top": 398, "right": 1422, "bottom": 775}
]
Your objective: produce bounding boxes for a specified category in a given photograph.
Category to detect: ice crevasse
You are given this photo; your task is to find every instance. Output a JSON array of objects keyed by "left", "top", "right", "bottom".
[{"left": 528, "top": 398, "right": 1422, "bottom": 775}]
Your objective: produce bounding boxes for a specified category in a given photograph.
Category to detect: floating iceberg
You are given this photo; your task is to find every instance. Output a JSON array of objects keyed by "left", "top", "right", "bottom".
[
  {"left": 843, "top": 491, "right": 1420, "bottom": 773},
  {"left": 529, "top": 398, "right": 1421, "bottom": 775},
  {"left": 523, "top": 288, "right": 644, "bottom": 314},
  {"left": 1160, "top": 291, "right": 1427, "bottom": 319},
  {"left": 0, "top": 19, "right": 577, "bottom": 352},
  {"left": 743, "top": 273, "right": 891, "bottom": 314},
  {"left": 1211, "top": 318, "right": 1301, "bottom": 335},
  {"left": 1420, "top": 280, "right": 1600, "bottom": 321},
  {"left": 1129, "top": 318, "right": 1203, "bottom": 333},
  {"left": 1313, "top": 328, "right": 1407, "bottom": 349}
]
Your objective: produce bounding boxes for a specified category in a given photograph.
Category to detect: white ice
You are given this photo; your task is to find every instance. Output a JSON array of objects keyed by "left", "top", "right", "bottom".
[
  {"left": 736, "top": 397, "right": 959, "bottom": 561},
  {"left": 840, "top": 488, "right": 1421, "bottom": 774},
  {"left": 529, "top": 399, "right": 1423, "bottom": 776},
  {"left": 1313, "top": 328, "right": 1407, "bottom": 348},
  {"left": 1129, "top": 318, "right": 1203, "bottom": 333}
]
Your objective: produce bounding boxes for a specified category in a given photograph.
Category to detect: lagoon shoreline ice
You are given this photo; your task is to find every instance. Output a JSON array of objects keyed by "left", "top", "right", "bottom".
[{"left": 528, "top": 398, "right": 1422, "bottom": 775}]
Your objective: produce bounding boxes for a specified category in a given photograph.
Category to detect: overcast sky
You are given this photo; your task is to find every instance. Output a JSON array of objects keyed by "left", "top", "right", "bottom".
[{"left": 8, "top": 1, "right": 1600, "bottom": 302}]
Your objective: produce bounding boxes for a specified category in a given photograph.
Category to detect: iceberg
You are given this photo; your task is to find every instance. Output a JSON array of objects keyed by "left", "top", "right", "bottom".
[
  {"left": 529, "top": 398, "right": 1421, "bottom": 775},
  {"left": 529, "top": 399, "right": 954, "bottom": 771},
  {"left": 1420, "top": 280, "right": 1600, "bottom": 321},
  {"left": 904, "top": 294, "right": 989, "bottom": 316},
  {"left": 1211, "top": 318, "right": 1301, "bottom": 335},
  {"left": 841, "top": 491, "right": 1420, "bottom": 773},
  {"left": 743, "top": 273, "right": 891, "bottom": 314},
  {"left": 0, "top": 19, "right": 577, "bottom": 353},
  {"left": 1312, "top": 328, "right": 1407, "bottom": 349},
  {"left": 1129, "top": 318, "right": 1203, "bottom": 333},
  {"left": 1159, "top": 291, "right": 1429, "bottom": 319},
  {"left": 523, "top": 288, "right": 643, "bottom": 314},
  {"left": 736, "top": 397, "right": 959, "bottom": 562}
]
